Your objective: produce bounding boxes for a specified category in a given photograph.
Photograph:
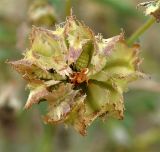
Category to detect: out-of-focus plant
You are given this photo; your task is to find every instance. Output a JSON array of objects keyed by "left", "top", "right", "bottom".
[
  {"left": 28, "top": 0, "right": 57, "bottom": 27},
  {"left": 93, "top": 0, "right": 140, "bottom": 17},
  {"left": 0, "top": 82, "right": 21, "bottom": 139}
]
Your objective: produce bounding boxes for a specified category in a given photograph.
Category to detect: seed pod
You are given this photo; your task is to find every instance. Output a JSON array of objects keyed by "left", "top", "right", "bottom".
[{"left": 9, "top": 15, "right": 143, "bottom": 135}]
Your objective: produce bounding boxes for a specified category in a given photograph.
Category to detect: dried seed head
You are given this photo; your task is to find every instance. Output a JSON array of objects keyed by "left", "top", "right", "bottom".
[
  {"left": 138, "top": 0, "right": 160, "bottom": 22},
  {"left": 9, "top": 15, "right": 143, "bottom": 135}
]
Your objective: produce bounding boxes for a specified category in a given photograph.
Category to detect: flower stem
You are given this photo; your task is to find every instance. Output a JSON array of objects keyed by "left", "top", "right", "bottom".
[
  {"left": 65, "top": 0, "right": 71, "bottom": 17},
  {"left": 127, "top": 17, "right": 156, "bottom": 46}
]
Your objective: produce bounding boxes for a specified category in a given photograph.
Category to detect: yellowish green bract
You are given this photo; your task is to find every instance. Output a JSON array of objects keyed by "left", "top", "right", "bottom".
[{"left": 9, "top": 15, "right": 143, "bottom": 135}]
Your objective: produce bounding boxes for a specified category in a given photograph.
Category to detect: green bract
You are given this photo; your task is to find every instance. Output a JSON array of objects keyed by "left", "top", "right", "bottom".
[{"left": 9, "top": 15, "right": 142, "bottom": 135}]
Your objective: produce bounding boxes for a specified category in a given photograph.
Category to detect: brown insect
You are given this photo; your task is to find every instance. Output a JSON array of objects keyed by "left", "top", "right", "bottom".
[{"left": 70, "top": 68, "right": 89, "bottom": 85}]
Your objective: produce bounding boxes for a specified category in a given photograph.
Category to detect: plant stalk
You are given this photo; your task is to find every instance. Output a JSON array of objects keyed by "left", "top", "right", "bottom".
[
  {"left": 65, "top": 0, "right": 71, "bottom": 17},
  {"left": 127, "top": 17, "right": 156, "bottom": 46}
]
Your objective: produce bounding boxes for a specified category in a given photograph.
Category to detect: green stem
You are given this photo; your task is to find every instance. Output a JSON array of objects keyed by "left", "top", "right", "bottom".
[
  {"left": 127, "top": 17, "right": 156, "bottom": 46},
  {"left": 65, "top": 0, "right": 71, "bottom": 17}
]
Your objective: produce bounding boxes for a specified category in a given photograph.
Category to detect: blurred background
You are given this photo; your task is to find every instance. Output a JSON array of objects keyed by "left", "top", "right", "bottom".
[{"left": 0, "top": 0, "right": 160, "bottom": 152}]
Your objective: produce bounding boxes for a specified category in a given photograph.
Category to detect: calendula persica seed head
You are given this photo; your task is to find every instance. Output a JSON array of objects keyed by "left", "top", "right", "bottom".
[{"left": 9, "top": 15, "right": 143, "bottom": 135}]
